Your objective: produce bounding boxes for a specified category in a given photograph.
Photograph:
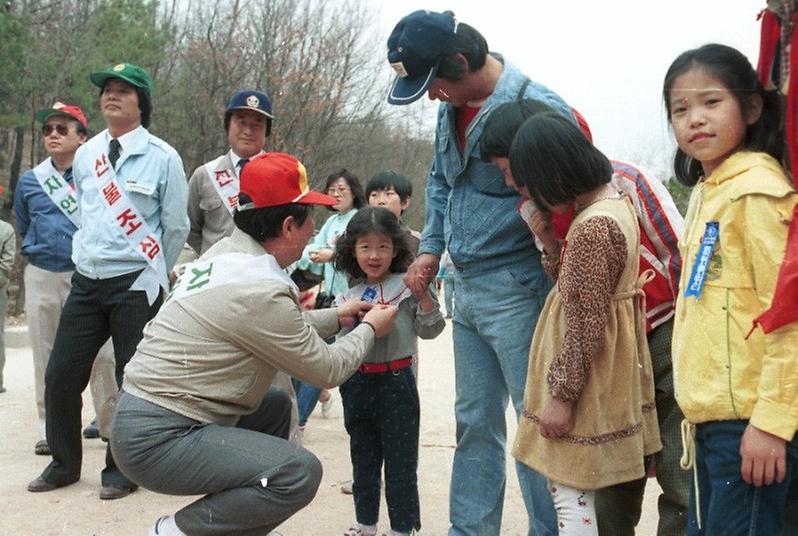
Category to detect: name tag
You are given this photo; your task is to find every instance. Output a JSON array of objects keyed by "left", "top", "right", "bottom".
[
  {"left": 124, "top": 180, "right": 154, "bottom": 195},
  {"left": 684, "top": 221, "right": 719, "bottom": 298}
]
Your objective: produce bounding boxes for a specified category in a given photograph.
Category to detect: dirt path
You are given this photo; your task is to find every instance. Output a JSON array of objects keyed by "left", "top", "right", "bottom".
[{"left": 0, "top": 322, "right": 661, "bottom": 535}]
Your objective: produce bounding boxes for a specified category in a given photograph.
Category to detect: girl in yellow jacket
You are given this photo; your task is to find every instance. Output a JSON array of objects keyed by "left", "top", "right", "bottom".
[{"left": 664, "top": 43, "right": 798, "bottom": 535}]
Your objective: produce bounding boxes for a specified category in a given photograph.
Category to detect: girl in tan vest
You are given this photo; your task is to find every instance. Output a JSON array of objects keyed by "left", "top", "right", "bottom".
[{"left": 506, "top": 112, "right": 661, "bottom": 535}]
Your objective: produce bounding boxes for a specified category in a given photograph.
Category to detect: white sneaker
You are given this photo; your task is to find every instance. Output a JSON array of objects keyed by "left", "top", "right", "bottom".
[
  {"left": 321, "top": 391, "right": 334, "bottom": 418},
  {"left": 149, "top": 515, "right": 185, "bottom": 536},
  {"left": 293, "top": 425, "right": 305, "bottom": 445},
  {"left": 344, "top": 523, "right": 377, "bottom": 536}
]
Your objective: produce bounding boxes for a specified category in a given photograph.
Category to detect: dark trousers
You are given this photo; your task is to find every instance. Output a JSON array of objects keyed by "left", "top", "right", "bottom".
[
  {"left": 41, "top": 270, "right": 162, "bottom": 488},
  {"left": 341, "top": 367, "right": 420, "bottom": 533},
  {"left": 689, "top": 421, "right": 797, "bottom": 535},
  {"left": 596, "top": 319, "right": 690, "bottom": 535},
  {"left": 786, "top": 474, "right": 798, "bottom": 535}
]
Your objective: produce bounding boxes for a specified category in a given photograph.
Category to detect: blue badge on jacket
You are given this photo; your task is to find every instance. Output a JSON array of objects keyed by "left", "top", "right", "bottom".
[{"left": 685, "top": 221, "right": 719, "bottom": 298}]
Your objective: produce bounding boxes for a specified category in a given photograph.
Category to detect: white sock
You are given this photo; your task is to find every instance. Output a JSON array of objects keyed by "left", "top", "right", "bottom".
[
  {"left": 150, "top": 515, "right": 186, "bottom": 536},
  {"left": 357, "top": 522, "right": 377, "bottom": 536},
  {"left": 39, "top": 418, "right": 47, "bottom": 440}
]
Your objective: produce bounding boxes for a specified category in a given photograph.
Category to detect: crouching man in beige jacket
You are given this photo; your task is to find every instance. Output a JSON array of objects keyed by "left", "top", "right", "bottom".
[{"left": 111, "top": 152, "right": 398, "bottom": 536}]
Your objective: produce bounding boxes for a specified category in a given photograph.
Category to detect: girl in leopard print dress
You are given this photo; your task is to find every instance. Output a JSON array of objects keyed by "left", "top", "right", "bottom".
[{"left": 508, "top": 113, "right": 661, "bottom": 536}]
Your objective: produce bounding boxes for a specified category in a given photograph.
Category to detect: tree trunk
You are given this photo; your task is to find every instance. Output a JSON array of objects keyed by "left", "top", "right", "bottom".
[{"left": 4, "top": 126, "right": 25, "bottom": 222}]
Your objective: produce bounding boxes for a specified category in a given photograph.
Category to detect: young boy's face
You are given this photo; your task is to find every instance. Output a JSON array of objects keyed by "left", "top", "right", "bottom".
[{"left": 367, "top": 186, "right": 409, "bottom": 219}]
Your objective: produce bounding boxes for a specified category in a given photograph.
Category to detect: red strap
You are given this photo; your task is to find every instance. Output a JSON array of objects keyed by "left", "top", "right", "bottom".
[
  {"left": 787, "top": 13, "right": 798, "bottom": 185},
  {"left": 358, "top": 356, "right": 413, "bottom": 374},
  {"left": 751, "top": 205, "right": 798, "bottom": 334},
  {"left": 757, "top": 9, "right": 781, "bottom": 87}
]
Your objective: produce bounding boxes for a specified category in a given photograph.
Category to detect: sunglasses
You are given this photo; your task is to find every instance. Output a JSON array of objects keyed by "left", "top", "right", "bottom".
[{"left": 42, "top": 124, "right": 70, "bottom": 136}]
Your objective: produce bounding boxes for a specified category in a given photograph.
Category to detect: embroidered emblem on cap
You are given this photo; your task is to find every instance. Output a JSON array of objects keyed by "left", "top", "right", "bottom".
[
  {"left": 113, "top": 64, "right": 126, "bottom": 71},
  {"left": 390, "top": 62, "right": 409, "bottom": 78},
  {"left": 246, "top": 95, "right": 260, "bottom": 108}
]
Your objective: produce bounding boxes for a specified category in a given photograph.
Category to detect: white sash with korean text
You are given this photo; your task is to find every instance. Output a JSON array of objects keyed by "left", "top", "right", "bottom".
[
  {"left": 32, "top": 159, "right": 81, "bottom": 227},
  {"left": 165, "top": 251, "right": 296, "bottom": 306},
  {"left": 92, "top": 145, "right": 167, "bottom": 303},
  {"left": 204, "top": 155, "right": 239, "bottom": 215}
]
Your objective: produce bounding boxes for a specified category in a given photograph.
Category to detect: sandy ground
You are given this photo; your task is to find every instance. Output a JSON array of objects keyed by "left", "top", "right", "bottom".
[{"left": 0, "top": 321, "right": 661, "bottom": 535}]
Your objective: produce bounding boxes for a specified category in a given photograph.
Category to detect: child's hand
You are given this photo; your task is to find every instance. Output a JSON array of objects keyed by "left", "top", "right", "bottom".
[
  {"left": 538, "top": 398, "right": 574, "bottom": 439},
  {"left": 740, "top": 424, "right": 787, "bottom": 487},
  {"left": 309, "top": 248, "right": 334, "bottom": 264},
  {"left": 336, "top": 299, "right": 372, "bottom": 329},
  {"left": 530, "top": 211, "right": 558, "bottom": 254},
  {"left": 411, "top": 284, "right": 435, "bottom": 312}
]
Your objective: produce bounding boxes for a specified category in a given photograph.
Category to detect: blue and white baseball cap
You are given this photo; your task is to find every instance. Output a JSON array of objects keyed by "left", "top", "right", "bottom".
[{"left": 386, "top": 10, "right": 457, "bottom": 105}]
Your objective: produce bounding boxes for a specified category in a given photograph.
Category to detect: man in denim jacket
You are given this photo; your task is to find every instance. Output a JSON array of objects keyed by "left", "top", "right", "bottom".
[{"left": 386, "top": 10, "right": 572, "bottom": 536}]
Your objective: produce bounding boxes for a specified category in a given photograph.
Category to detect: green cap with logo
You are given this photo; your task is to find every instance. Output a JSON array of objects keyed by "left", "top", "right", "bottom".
[{"left": 90, "top": 63, "right": 153, "bottom": 97}]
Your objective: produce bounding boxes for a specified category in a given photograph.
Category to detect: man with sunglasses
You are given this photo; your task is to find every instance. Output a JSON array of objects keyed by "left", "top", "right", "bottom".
[
  {"left": 26, "top": 64, "right": 189, "bottom": 500},
  {"left": 13, "top": 103, "right": 119, "bottom": 458}
]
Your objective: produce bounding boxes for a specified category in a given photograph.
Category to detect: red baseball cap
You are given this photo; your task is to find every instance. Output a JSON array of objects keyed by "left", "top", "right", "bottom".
[
  {"left": 238, "top": 153, "right": 337, "bottom": 210},
  {"left": 36, "top": 102, "right": 89, "bottom": 130}
]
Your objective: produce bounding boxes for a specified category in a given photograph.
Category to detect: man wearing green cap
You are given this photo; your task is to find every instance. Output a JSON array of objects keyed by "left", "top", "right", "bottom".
[
  {"left": 27, "top": 63, "right": 189, "bottom": 500},
  {"left": 13, "top": 102, "right": 119, "bottom": 457}
]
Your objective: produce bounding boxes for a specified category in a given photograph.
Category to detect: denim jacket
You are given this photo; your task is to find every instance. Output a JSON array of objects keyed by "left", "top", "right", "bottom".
[
  {"left": 14, "top": 161, "right": 77, "bottom": 272},
  {"left": 420, "top": 56, "right": 572, "bottom": 287}
]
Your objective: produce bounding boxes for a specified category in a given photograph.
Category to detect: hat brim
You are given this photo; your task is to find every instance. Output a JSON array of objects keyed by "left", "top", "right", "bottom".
[
  {"left": 36, "top": 109, "right": 70, "bottom": 123},
  {"left": 295, "top": 190, "right": 338, "bottom": 206},
  {"left": 90, "top": 71, "right": 150, "bottom": 96},
  {"left": 35, "top": 108, "right": 87, "bottom": 129},
  {"left": 387, "top": 64, "right": 438, "bottom": 105},
  {"left": 227, "top": 106, "right": 275, "bottom": 120}
]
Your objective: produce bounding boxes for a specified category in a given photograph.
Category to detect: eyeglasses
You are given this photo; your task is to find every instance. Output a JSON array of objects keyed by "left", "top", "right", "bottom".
[
  {"left": 42, "top": 124, "right": 70, "bottom": 136},
  {"left": 327, "top": 187, "right": 351, "bottom": 195}
]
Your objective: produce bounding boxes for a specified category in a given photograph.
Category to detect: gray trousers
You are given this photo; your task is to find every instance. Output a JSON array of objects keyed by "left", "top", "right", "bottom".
[
  {"left": 25, "top": 264, "right": 117, "bottom": 438},
  {"left": 111, "top": 388, "right": 322, "bottom": 536}
]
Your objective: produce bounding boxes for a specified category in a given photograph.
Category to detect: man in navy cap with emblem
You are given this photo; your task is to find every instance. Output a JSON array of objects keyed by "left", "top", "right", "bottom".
[
  {"left": 385, "top": 10, "right": 574, "bottom": 536},
  {"left": 187, "top": 89, "right": 274, "bottom": 255},
  {"left": 27, "top": 62, "right": 189, "bottom": 500}
]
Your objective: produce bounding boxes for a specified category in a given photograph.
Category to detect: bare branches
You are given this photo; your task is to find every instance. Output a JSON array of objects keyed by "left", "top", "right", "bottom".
[{"left": 0, "top": 0, "right": 435, "bottom": 230}]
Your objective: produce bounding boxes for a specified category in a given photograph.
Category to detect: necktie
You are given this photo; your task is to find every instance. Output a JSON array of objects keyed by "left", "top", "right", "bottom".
[
  {"left": 109, "top": 139, "right": 121, "bottom": 169},
  {"left": 238, "top": 158, "right": 250, "bottom": 175}
]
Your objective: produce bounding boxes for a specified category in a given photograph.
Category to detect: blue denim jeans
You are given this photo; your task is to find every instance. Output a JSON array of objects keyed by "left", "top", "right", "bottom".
[
  {"left": 293, "top": 380, "right": 322, "bottom": 427},
  {"left": 291, "top": 335, "right": 334, "bottom": 427},
  {"left": 443, "top": 276, "right": 455, "bottom": 317},
  {"left": 688, "top": 420, "right": 797, "bottom": 535},
  {"left": 449, "top": 267, "right": 556, "bottom": 536}
]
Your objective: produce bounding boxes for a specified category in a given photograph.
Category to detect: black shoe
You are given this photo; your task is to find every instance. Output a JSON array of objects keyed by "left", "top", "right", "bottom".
[
  {"left": 34, "top": 440, "right": 50, "bottom": 456},
  {"left": 27, "top": 477, "right": 58, "bottom": 492},
  {"left": 99, "top": 485, "right": 136, "bottom": 500},
  {"left": 82, "top": 419, "right": 100, "bottom": 439}
]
